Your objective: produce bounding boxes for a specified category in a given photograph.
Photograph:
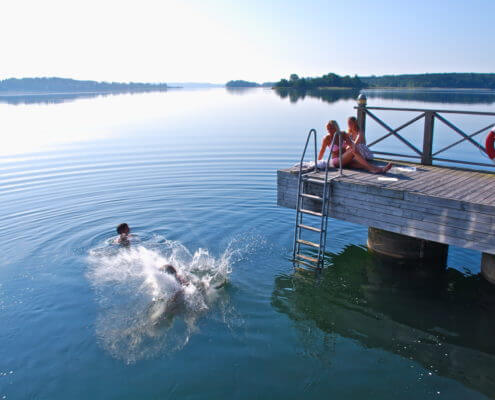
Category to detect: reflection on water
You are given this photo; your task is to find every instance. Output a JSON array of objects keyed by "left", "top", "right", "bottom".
[
  {"left": 363, "top": 89, "right": 495, "bottom": 105},
  {"left": 5, "top": 87, "right": 495, "bottom": 107},
  {"left": 0, "top": 89, "right": 171, "bottom": 105},
  {"left": 272, "top": 245, "right": 495, "bottom": 398},
  {"left": 225, "top": 87, "right": 261, "bottom": 95},
  {"left": 272, "top": 87, "right": 495, "bottom": 105},
  {"left": 274, "top": 87, "right": 360, "bottom": 104}
]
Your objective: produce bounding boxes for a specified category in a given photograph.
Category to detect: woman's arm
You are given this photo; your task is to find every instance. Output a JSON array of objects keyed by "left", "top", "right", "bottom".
[
  {"left": 318, "top": 135, "right": 329, "bottom": 160},
  {"left": 354, "top": 130, "right": 365, "bottom": 145},
  {"left": 342, "top": 132, "right": 355, "bottom": 150}
]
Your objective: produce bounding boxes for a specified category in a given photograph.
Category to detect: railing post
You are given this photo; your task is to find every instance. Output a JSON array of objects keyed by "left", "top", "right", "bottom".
[
  {"left": 422, "top": 111, "right": 435, "bottom": 165},
  {"left": 357, "top": 93, "right": 367, "bottom": 142}
]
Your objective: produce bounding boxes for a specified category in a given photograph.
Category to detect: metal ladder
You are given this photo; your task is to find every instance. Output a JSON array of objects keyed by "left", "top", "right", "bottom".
[{"left": 292, "top": 129, "right": 343, "bottom": 270}]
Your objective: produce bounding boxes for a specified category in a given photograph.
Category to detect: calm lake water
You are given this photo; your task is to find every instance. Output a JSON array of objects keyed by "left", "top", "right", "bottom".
[{"left": 1, "top": 88, "right": 495, "bottom": 399}]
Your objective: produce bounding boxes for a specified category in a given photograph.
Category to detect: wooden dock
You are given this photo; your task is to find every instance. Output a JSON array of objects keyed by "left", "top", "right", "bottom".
[{"left": 278, "top": 161, "right": 495, "bottom": 254}]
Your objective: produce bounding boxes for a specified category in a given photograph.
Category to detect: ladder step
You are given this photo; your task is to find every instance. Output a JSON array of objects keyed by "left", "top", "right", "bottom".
[
  {"left": 292, "top": 259, "right": 318, "bottom": 269},
  {"left": 304, "top": 178, "right": 325, "bottom": 184},
  {"left": 298, "top": 224, "right": 322, "bottom": 233},
  {"left": 300, "top": 193, "right": 323, "bottom": 201},
  {"left": 296, "top": 254, "right": 319, "bottom": 263},
  {"left": 299, "top": 209, "right": 323, "bottom": 217},
  {"left": 294, "top": 266, "right": 316, "bottom": 274},
  {"left": 297, "top": 239, "right": 320, "bottom": 248}
]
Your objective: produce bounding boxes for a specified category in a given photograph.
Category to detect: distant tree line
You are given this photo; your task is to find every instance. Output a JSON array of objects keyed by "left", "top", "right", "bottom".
[
  {"left": 226, "top": 80, "right": 259, "bottom": 88},
  {"left": 361, "top": 73, "right": 495, "bottom": 89},
  {"left": 0, "top": 77, "right": 168, "bottom": 92},
  {"left": 275, "top": 73, "right": 365, "bottom": 89}
]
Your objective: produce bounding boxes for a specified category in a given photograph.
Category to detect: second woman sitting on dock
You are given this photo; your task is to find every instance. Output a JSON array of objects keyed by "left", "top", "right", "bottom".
[
  {"left": 347, "top": 116, "right": 374, "bottom": 160},
  {"left": 318, "top": 120, "right": 392, "bottom": 174}
]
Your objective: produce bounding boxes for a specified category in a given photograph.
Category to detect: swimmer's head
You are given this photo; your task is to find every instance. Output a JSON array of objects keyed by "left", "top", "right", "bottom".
[
  {"left": 116, "top": 223, "right": 130, "bottom": 236},
  {"left": 163, "top": 264, "right": 177, "bottom": 276}
]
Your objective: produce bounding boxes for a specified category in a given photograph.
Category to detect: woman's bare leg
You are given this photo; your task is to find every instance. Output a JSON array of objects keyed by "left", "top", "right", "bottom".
[
  {"left": 348, "top": 158, "right": 392, "bottom": 173},
  {"left": 331, "top": 150, "right": 355, "bottom": 167},
  {"left": 346, "top": 148, "right": 392, "bottom": 173}
]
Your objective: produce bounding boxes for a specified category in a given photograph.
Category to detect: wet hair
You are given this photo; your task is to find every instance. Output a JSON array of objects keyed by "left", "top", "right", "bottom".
[
  {"left": 326, "top": 120, "right": 340, "bottom": 134},
  {"left": 116, "top": 223, "right": 129, "bottom": 235},
  {"left": 163, "top": 264, "right": 177, "bottom": 275}
]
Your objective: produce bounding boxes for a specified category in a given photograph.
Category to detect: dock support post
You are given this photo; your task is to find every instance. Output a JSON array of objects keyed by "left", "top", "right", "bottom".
[
  {"left": 422, "top": 111, "right": 435, "bottom": 165},
  {"left": 357, "top": 94, "right": 367, "bottom": 142},
  {"left": 481, "top": 253, "right": 495, "bottom": 284},
  {"left": 367, "top": 227, "right": 448, "bottom": 265}
]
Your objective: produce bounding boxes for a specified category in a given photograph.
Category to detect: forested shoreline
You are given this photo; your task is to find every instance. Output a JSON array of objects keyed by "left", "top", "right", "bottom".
[
  {"left": 361, "top": 73, "right": 495, "bottom": 89},
  {"left": 0, "top": 77, "right": 169, "bottom": 93},
  {"left": 272, "top": 72, "right": 495, "bottom": 90}
]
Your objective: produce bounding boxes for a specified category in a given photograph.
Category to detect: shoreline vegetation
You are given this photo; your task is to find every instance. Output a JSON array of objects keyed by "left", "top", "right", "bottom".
[
  {"left": 229, "top": 73, "right": 495, "bottom": 90},
  {"left": 0, "top": 77, "right": 171, "bottom": 94}
]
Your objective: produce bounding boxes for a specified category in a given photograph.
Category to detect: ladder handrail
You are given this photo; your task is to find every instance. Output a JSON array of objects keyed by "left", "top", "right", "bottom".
[
  {"left": 293, "top": 128, "right": 344, "bottom": 270},
  {"left": 297, "top": 128, "right": 318, "bottom": 177},
  {"left": 293, "top": 129, "right": 317, "bottom": 262}
]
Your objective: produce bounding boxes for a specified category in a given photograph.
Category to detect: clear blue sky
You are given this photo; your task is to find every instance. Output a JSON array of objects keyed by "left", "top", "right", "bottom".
[{"left": 1, "top": 0, "right": 493, "bottom": 83}]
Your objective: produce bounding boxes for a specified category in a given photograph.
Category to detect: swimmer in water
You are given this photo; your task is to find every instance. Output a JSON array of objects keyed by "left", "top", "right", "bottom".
[
  {"left": 115, "top": 223, "right": 131, "bottom": 246},
  {"left": 148, "top": 265, "right": 188, "bottom": 324}
]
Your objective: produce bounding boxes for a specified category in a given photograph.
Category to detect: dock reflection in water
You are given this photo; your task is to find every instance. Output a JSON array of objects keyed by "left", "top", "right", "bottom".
[{"left": 272, "top": 246, "right": 495, "bottom": 398}]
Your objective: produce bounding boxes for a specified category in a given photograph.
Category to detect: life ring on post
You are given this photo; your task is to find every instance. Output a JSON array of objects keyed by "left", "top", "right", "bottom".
[{"left": 486, "top": 128, "right": 495, "bottom": 160}]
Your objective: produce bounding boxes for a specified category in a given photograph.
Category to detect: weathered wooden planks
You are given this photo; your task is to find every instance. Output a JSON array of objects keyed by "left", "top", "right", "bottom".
[{"left": 277, "top": 161, "right": 495, "bottom": 254}]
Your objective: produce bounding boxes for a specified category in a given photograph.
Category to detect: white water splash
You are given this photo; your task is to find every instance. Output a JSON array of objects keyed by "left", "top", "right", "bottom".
[{"left": 86, "top": 237, "right": 242, "bottom": 363}]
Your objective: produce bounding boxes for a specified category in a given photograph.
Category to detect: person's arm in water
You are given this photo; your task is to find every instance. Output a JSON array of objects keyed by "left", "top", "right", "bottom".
[
  {"left": 176, "top": 275, "right": 189, "bottom": 286},
  {"left": 114, "top": 234, "right": 130, "bottom": 244},
  {"left": 161, "top": 264, "right": 189, "bottom": 286}
]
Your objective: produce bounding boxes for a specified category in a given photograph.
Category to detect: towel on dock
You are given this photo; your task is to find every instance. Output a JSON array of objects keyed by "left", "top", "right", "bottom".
[{"left": 293, "top": 160, "right": 330, "bottom": 170}]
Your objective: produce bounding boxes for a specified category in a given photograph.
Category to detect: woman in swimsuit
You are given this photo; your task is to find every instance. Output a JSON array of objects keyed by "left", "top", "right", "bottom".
[{"left": 318, "top": 120, "right": 392, "bottom": 173}]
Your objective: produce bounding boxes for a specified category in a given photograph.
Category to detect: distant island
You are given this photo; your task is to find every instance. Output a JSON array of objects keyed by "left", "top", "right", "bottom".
[
  {"left": 0, "top": 77, "right": 170, "bottom": 94},
  {"left": 226, "top": 80, "right": 275, "bottom": 88}
]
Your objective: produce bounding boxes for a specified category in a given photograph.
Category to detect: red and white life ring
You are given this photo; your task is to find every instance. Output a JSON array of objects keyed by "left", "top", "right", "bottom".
[{"left": 486, "top": 127, "right": 495, "bottom": 160}]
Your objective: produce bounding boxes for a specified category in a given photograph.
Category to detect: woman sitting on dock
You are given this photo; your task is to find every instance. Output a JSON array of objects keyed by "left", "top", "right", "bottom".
[
  {"left": 347, "top": 116, "right": 374, "bottom": 160},
  {"left": 318, "top": 120, "right": 392, "bottom": 173}
]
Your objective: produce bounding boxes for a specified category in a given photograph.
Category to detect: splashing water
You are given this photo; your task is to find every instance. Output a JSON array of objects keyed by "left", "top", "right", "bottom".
[{"left": 87, "top": 237, "right": 243, "bottom": 363}]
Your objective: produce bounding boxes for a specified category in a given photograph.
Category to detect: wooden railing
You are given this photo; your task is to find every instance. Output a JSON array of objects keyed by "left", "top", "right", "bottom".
[{"left": 355, "top": 94, "right": 495, "bottom": 169}]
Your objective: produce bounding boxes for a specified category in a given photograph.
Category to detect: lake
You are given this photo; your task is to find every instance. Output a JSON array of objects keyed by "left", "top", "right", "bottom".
[{"left": 1, "top": 87, "right": 495, "bottom": 399}]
